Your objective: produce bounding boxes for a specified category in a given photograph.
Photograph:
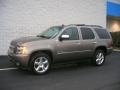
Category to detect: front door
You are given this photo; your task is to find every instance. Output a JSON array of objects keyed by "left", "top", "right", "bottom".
[{"left": 56, "top": 27, "right": 80, "bottom": 61}]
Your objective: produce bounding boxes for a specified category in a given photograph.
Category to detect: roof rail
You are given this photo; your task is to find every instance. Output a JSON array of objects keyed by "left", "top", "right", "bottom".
[
  {"left": 85, "top": 25, "right": 103, "bottom": 28},
  {"left": 68, "top": 24, "right": 103, "bottom": 28},
  {"left": 69, "top": 24, "right": 85, "bottom": 26}
]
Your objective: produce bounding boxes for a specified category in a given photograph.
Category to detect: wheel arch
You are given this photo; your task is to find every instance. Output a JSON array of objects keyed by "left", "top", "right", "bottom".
[
  {"left": 28, "top": 49, "right": 53, "bottom": 68},
  {"left": 95, "top": 46, "right": 107, "bottom": 55}
]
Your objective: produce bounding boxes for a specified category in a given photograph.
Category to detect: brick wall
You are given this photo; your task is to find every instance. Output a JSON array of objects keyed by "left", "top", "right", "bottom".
[{"left": 0, "top": 0, "right": 106, "bottom": 55}]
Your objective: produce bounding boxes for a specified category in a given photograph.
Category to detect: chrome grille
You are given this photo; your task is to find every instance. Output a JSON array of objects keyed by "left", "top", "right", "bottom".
[{"left": 9, "top": 45, "right": 17, "bottom": 53}]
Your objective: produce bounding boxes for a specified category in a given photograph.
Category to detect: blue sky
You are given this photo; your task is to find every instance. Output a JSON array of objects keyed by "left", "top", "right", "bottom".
[{"left": 107, "top": 2, "right": 120, "bottom": 16}]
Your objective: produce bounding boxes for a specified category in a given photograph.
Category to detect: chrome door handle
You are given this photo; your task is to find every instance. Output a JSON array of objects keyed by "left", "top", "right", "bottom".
[
  {"left": 75, "top": 42, "right": 80, "bottom": 45},
  {"left": 92, "top": 42, "right": 97, "bottom": 44}
]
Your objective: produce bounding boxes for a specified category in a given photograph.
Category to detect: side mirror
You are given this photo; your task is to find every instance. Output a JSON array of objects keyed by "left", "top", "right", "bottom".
[{"left": 60, "top": 35, "right": 70, "bottom": 41}]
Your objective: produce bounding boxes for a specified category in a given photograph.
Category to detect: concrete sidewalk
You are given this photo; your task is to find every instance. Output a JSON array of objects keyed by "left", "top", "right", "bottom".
[{"left": 113, "top": 49, "right": 120, "bottom": 52}]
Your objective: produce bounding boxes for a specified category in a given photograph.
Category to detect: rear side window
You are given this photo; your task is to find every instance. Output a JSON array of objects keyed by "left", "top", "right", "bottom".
[
  {"left": 94, "top": 28, "right": 110, "bottom": 39},
  {"left": 81, "top": 28, "right": 95, "bottom": 40}
]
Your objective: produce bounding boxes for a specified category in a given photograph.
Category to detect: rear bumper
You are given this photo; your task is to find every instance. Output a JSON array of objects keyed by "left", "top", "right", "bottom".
[
  {"left": 107, "top": 48, "right": 113, "bottom": 55},
  {"left": 8, "top": 51, "right": 29, "bottom": 67}
]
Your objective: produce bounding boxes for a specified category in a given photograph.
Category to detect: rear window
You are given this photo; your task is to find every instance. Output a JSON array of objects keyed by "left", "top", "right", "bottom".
[{"left": 94, "top": 28, "right": 110, "bottom": 39}]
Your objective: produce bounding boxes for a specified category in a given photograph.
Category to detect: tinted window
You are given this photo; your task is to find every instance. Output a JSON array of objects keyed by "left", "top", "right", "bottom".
[
  {"left": 81, "top": 28, "right": 95, "bottom": 40},
  {"left": 62, "top": 27, "right": 79, "bottom": 40},
  {"left": 95, "top": 28, "right": 110, "bottom": 39}
]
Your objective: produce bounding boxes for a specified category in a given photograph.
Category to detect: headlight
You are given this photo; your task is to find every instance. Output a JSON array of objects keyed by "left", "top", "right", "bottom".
[{"left": 16, "top": 46, "right": 28, "bottom": 54}]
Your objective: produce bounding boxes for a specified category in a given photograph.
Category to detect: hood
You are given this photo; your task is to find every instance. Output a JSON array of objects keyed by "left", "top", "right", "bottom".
[{"left": 11, "top": 36, "right": 47, "bottom": 46}]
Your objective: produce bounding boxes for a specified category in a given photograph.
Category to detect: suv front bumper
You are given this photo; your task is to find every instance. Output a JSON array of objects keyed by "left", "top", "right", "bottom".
[{"left": 8, "top": 50, "right": 29, "bottom": 68}]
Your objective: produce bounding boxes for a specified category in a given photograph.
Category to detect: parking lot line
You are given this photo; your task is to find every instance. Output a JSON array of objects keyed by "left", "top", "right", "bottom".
[{"left": 0, "top": 68, "right": 17, "bottom": 71}]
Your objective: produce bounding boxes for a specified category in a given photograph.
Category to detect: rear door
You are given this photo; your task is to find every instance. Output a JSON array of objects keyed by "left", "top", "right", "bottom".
[{"left": 78, "top": 27, "right": 96, "bottom": 58}]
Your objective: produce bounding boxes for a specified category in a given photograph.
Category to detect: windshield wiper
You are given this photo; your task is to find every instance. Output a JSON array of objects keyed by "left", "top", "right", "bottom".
[{"left": 37, "top": 35, "right": 50, "bottom": 39}]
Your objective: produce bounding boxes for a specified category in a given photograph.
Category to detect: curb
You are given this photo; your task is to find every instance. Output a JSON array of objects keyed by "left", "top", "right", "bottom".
[{"left": 113, "top": 49, "right": 120, "bottom": 52}]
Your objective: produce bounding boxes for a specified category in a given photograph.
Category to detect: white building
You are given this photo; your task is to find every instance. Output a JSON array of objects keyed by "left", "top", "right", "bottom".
[{"left": 0, "top": 0, "right": 106, "bottom": 55}]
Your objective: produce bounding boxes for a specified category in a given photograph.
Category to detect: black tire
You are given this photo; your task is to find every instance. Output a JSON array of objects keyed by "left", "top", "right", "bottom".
[
  {"left": 29, "top": 53, "right": 51, "bottom": 75},
  {"left": 91, "top": 50, "right": 106, "bottom": 66}
]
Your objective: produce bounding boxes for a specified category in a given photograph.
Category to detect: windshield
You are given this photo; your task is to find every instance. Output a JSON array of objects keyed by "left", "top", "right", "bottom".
[{"left": 37, "top": 26, "right": 62, "bottom": 39}]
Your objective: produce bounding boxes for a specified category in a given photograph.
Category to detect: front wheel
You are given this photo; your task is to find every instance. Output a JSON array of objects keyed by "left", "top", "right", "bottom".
[
  {"left": 92, "top": 50, "right": 106, "bottom": 66},
  {"left": 30, "top": 53, "right": 51, "bottom": 75}
]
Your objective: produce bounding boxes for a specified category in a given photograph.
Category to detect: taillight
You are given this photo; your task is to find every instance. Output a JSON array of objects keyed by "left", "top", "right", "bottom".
[{"left": 108, "top": 41, "right": 113, "bottom": 48}]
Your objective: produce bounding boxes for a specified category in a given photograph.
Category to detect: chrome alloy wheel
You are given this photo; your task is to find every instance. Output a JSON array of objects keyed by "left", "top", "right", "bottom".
[
  {"left": 34, "top": 57, "right": 49, "bottom": 73},
  {"left": 96, "top": 52, "right": 105, "bottom": 65}
]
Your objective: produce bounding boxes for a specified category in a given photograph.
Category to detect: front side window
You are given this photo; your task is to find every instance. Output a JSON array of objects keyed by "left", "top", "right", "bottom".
[
  {"left": 81, "top": 28, "right": 95, "bottom": 40},
  {"left": 62, "top": 27, "right": 79, "bottom": 40}
]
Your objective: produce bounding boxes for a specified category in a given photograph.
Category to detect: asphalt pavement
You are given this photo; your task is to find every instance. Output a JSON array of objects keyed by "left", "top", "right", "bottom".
[{"left": 0, "top": 51, "right": 120, "bottom": 90}]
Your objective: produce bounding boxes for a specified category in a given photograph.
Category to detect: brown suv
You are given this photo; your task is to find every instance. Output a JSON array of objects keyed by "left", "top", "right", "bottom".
[{"left": 8, "top": 24, "right": 113, "bottom": 74}]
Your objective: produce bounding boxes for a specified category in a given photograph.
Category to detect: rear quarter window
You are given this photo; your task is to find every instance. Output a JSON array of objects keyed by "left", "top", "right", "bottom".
[{"left": 94, "top": 28, "right": 110, "bottom": 39}]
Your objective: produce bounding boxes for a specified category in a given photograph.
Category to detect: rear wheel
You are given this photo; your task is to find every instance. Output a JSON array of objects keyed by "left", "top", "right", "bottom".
[
  {"left": 30, "top": 53, "right": 51, "bottom": 75},
  {"left": 92, "top": 50, "right": 105, "bottom": 66}
]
